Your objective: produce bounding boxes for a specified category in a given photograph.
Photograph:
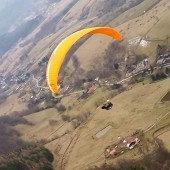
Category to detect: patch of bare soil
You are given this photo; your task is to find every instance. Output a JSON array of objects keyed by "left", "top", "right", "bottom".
[{"left": 161, "top": 91, "right": 170, "bottom": 102}]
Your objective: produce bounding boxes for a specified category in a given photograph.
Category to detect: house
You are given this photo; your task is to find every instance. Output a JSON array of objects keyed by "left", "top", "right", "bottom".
[
  {"left": 121, "top": 136, "right": 140, "bottom": 149},
  {"left": 142, "top": 68, "right": 152, "bottom": 77},
  {"left": 156, "top": 59, "right": 165, "bottom": 65},
  {"left": 83, "top": 82, "right": 91, "bottom": 89},
  {"left": 164, "top": 52, "right": 170, "bottom": 58},
  {"left": 58, "top": 75, "right": 63, "bottom": 84},
  {"left": 105, "top": 148, "right": 117, "bottom": 157},
  {"left": 87, "top": 85, "right": 97, "bottom": 94},
  {"left": 143, "top": 58, "right": 149, "bottom": 67},
  {"left": 95, "top": 77, "right": 99, "bottom": 81},
  {"left": 105, "top": 135, "right": 140, "bottom": 158},
  {"left": 60, "top": 85, "right": 71, "bottom": 94}
]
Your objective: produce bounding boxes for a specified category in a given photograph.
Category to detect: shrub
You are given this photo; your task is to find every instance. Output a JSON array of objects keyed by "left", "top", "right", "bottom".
[
  {"left": 42, "top": 148, "right": 54, "bottom": 163},
  {"left": 165, "top": 67, "right": 170, "bottom": 75},
  {"left": 61, "top": 115, "right": 70, "bottom": 122},
  {"left": 151, "top": 74, "right": 156, "bottom": 81},
  {"left": 56, "top": 104, "right": 66, "bottom": 113},
  {"left": 49, "top": 120, "right": 58, "bottom": 126}
]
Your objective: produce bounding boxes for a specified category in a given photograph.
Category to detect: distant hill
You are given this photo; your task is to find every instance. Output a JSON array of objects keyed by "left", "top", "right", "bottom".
[
  {"left": 0, "top": 0, "right": 162, "bottom": 77},
  {"left": 0, "top": 15, "right": 43, "bottom": 57},
  {"left": 0, "top": 0, "right": 46, "bottom": 35}
]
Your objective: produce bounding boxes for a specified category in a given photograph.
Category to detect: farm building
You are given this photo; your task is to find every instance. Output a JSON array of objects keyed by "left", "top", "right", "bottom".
[
  {"left": 105, "top": 135, "right": 140, "bottom": 158},
  {"left": 87, "top": 85, "right": 97, "bottom": 94},
  {"left": 122, "top": 136, "right": 140, "bottom": 149}
]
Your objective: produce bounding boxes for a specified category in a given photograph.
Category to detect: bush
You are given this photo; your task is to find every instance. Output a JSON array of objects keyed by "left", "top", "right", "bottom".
[
  {"left": 82, "top": 110, "right": 91, "bottom": 119},
  {"left": 151, "top": 74, "right": 156, "bottom": 81},
  {"left": 151, "top": 71, "right": 168, "bottom": 82},
  {"left": 41, "top": 166, "right": 54, "bottom": 170},
  {"left": 68, "top": 106, "right": 72, "bottom": 111},
  {"left": 155, "top": 73, "right": 162, "bottom": 80},
  {"left": 42, "top": 148, "right": 54, "bottom": 163},
  {"left": 0, "top": 161, "right": 29, "bottom": 170},
  {"left": 0, "top": 145, "right": 54, "bottom": 170},
  {"left": 49, "top": 120, "right": 58, "bottom": 126},
  {"left": 114, "top": 63, "right": 119, "bottom": 70},
  {"left": 0, "top": 93, "right": 7, "bottom": 104},
  {"left": 135, "top": 77, "right": 144, "bottom": 83},
  {"left": 165, "top": 67, "right": 170, "bottom": 75},
  {"left": 61, "top": 115, "right": 70, "bottom": 122},
  {"left": 56, "top": 104, "right": 66, "bottom": 113},
  {"left": 112, "top": 83, "right": 122, "bottom": 89},
  {"left": 160, "top": 73, "right": 167, "bottom": 79}
]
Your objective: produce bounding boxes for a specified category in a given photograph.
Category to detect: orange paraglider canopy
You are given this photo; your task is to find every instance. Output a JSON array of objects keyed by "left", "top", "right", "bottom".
[{"left": 46, "top": 27, "right": 122, "bottom": 94}]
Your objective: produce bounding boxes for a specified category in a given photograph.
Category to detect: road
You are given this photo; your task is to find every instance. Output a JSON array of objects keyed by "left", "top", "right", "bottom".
[
  {"left": 32, "top": 74, "right": 49, "bottom": 90},
  {"left": 32, "top": 61, "right": 170, "bottom": 98},
  {"left": 52, "top": 89, "right": 86, "bottom": 99}
]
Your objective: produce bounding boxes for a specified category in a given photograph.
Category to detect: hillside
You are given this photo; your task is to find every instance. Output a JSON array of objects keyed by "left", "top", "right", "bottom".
[
  {"left": 64, "top": 78, "right": 170, "bottom": 170},
  {"left": 0, "top": 0, "right": 145, "bottom": 76},
  {"left": 0, "top": 0, "right": 47, "bottom": 35},
  {"left": 73, "top": 0, "right": 168, "bottom": 69},
  {"left": 1, "top": 0, "right": 170, "bottom": 170}
]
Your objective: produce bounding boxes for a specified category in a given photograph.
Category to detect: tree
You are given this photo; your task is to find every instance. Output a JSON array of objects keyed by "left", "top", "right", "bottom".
[
  {"left": 26, "top": 73, "right": 30, "bottom": 77},
  {"left": 160, "top": 73, "right": 167, "bottom": 79},
  {"left": 114, "top": 63, "right": 119, "bottom": 70},
  {"left": 162, "top": 160, "right": 170, "bottom": 170},
  {"left": 150, "top": 66, "right": 154, "bottom": 73},
  {"left": 72, "top": 55, "right": 80, "bottom": 69},
  {"left": 56, "top": 104, "right": 66, "bottom": 113},
  {"left": 2, "top": 161, "right": 29, "bottom": 170},
  {"left": 156, "top": 44, "right": 166, "bottom": 58},
  {"left": 42, "top": 148, "right": 54, "bottom": 162},
  {"left": 155, "top": 73, "right": 162, "bottom": 80},
  {"left": 165, "top": 67, "right": 170, "bottom": 75},
  {"left": 61, "top": 115, "right": 70, "bottom": 122}
]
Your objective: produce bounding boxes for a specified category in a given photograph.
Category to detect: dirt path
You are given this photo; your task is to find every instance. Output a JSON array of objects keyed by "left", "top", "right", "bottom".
[
  {"left": 144, "top": 111, "right": 170, "bottom": 133},
  {"left": 59, "top": 107, "right": 101, "bottom": 170},
  {"left": 65, "top": 109, "right": 170, "bottom": 170},
  {"left": 60, "top": 133, "right": 80, "bottom": 170}
]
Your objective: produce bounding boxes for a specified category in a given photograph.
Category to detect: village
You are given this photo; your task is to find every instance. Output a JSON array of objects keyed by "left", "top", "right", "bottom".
[{"left": 1, "top": 44, "right": 170, "bottom": 111}]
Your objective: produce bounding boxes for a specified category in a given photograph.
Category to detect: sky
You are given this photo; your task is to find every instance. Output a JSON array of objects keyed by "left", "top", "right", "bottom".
[{"left": 0, "top": 0, "right": 46, "bottom": 35}]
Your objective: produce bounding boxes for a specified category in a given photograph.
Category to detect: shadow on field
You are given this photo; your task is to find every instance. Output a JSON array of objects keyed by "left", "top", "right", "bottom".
[
  {"left": 0, "top": 112, "right": 54, "bottom": 170},
  {"left": 0, "top": 112, "right": 34, "bottom": 154}
]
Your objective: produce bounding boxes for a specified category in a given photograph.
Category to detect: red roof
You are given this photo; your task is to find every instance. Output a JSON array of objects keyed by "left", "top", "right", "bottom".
[
  {"left": 122, "top": 136, "right": 138, "bottom": 147},
  {"left": 58, "top": 75, "right": 63, "bottom": 83},
  {"left": 60, "top": 86, "right": 67, "bottom": 94},
  {"left": 87, "top": 85, "right": 97, "bottom": 94},
  {"left": 83, "top": 82, "right": 91, "bottom": 88}
]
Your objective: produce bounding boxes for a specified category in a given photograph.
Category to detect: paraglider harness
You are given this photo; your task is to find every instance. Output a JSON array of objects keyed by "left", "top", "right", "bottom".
[{"left": 101, "top": 101, "right": 113, "bottom": 110}]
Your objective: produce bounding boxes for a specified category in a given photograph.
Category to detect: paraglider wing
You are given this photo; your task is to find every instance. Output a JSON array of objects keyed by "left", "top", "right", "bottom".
[{"left": 46, "top": 27, "right": 122, "bottom": 94}]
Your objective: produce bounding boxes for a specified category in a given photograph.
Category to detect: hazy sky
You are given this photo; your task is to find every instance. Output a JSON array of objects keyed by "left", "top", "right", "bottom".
[{"left": 0, "top": 0, "right": 46, "bottom": 35}]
